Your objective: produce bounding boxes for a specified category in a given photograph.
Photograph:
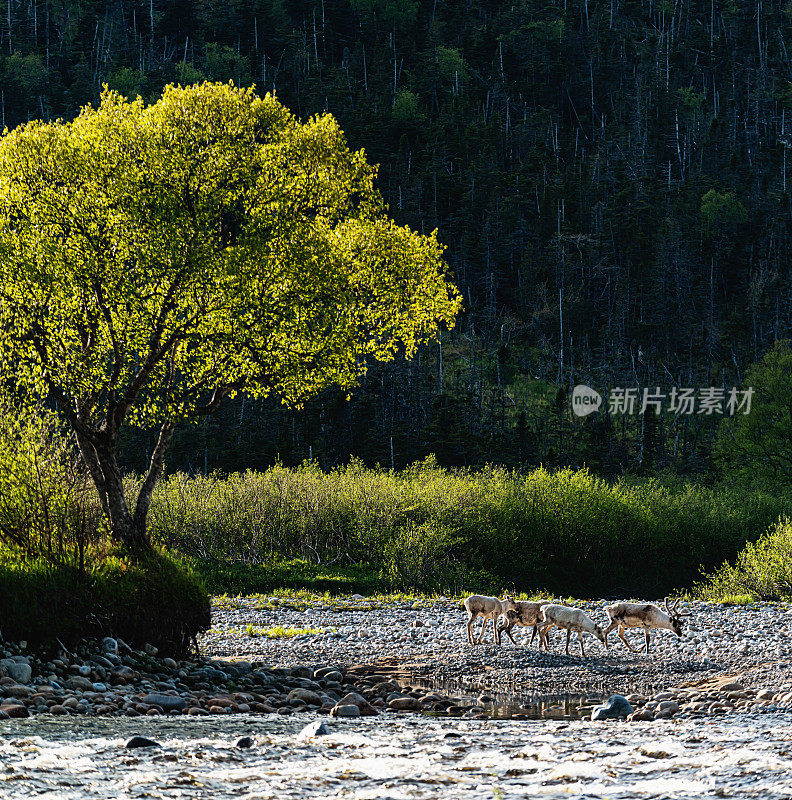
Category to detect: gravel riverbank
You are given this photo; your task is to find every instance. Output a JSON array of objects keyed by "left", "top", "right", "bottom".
[
  {"left": 2, "top": 597, "right": 792, "bottom": 726},
  {"left": 202, "top": 596, "right": 792, "bottom": 701},
  {"left": 4, "top": 595, "right": 792, "bottom": 798}
]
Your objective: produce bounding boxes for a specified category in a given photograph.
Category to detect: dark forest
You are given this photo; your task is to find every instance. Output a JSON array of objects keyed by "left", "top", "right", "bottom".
[{"left": 2, "top": 0, "right": 787, "bottom": 476}]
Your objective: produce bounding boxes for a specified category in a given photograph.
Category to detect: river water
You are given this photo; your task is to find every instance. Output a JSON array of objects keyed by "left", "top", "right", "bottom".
[{"left": 0, "top": 712, "right": 790, "bottom": 798}]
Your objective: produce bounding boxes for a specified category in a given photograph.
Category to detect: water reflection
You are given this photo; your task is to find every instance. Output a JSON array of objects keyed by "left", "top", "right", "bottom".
[{"left": 399, "top": 675, "right": 602, "bottom": 720}]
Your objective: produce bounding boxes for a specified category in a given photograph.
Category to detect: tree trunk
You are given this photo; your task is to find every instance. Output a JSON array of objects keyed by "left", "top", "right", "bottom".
[
  {"left": 94, "top": 440, "right": 146, "bottom": 547},
  {"left": 133, "top": 419, "right": 176, "bottom": 537},
  {"left": 77, "top": 425, "right": 171, "bottom": 549}
]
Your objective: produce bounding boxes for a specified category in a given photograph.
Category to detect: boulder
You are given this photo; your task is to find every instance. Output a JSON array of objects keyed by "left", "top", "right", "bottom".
[
  {"left": 388, "top": 696, "right": 423, "bottom": 711},
  {"left": 477, "top": 694, "right": 494, "bottom": 706},
  {"left": 297, "top": 720, "right": 330, "bottom": 739},
  {"left": 591, "top": 694, "right": 633, "bottom": 721},
  {"left": 143, "top": 693, "right": 188, "bottom": 712},
  {"left": 314, "top": 666, "right": 343, "bottom": 680},
  {"left": 65, "top": 676, "right": 94, "bottom": 691},
  {"left": 291, "top": 666, "right": 313, "bottom": 679},
  {"left": 0, "top": 703, "right": 29, "bottom": 719},
  {"left": 0, "top": 659, "right": 31, "bottom": 685},
  {"left": 235, "top": 736, "right": 255, "bottom": 749},
  {"left": 287, "top": 688, "right": 323, "bottom": 706},
  {"left": 125, "top": 736, "right": 161, "bottom": 748},
  {"left": 3, "top": 685, "right": 32, "bottom": 699},
  {"left": 335, "top": 692, "right": 378, "bottom": 716},
  {"left": 102, "top": 638, "right": 118, "bottom": 654},
  {"left": 657, "top": 700, "right": 679, "bottom": 715}
]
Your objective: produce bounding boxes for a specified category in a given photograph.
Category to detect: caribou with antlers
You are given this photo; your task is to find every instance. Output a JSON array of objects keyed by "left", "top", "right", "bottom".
[{"left": 602, "top": 598, "right": 691, "bottom": 652}]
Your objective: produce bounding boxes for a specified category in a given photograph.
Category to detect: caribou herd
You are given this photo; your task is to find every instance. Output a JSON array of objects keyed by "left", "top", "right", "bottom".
[{"left": 464, "top": 594, "right": 691, "bottom": 656}]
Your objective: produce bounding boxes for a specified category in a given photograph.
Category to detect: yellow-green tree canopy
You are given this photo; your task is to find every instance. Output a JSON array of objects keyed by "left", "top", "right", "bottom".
[{"left": 0, "top": 82, "right": 461, "bottom": 545}]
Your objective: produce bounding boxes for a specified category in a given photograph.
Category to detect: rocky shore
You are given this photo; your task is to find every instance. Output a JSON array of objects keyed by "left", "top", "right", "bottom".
[{"left": 2, "top": 596, "right": 792, "bottom": 725}]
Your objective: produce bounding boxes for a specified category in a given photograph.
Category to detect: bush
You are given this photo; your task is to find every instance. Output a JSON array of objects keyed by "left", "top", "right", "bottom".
[
  {"left": 0, "top": 401, "right": 209, "bottom": 654},
  {"left": 715, "top": 340, "right": 792, "bottom": 491},
  {"left": 0, "top": 547, "right": 209, "bottom": 655},
  {"left": 147, "top": 459, "right": 787, "bottom": 596},
  {"left": 0, "top": 402, "right": 98, "bottom": 564},
  {"left": 695, "top": 516, "right": 792, "bottom": 601}
]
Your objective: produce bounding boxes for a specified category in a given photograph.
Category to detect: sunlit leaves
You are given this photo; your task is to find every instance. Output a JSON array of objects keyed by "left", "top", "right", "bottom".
[{"left": 0, "top": 81, "right": 461, "bottom": 432}]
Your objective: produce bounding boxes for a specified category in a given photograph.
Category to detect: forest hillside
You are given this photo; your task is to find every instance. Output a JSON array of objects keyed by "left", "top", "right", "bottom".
[{"left": 2, "top": 0, "right": 787, "bottom": 475}]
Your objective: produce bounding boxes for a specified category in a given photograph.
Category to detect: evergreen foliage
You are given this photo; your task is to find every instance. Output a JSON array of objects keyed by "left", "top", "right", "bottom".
[{"left": 0, "top": 0, "right": 786, "bottom": 474}]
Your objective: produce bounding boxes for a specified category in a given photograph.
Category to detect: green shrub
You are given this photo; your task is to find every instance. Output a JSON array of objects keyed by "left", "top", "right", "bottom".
[
  {"left": 147, "top": 459, "right": 787, "bottom": 596},
  {"left": 0, "top": 401, "right": 98, "bottom": 564},
  {"left": 695, "top": 516, "right": 792, "bottom": 601},
  {"left": 0, "top": 546, "right": 209, "bottom": 654},
  {"left": 0, "top": 401, "right": 209, "bottom": 654}
]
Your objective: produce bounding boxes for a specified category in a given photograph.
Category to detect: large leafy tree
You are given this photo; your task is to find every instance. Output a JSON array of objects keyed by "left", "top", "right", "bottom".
[{"left": 0, "top": 82, "right": 461, "bottom": 547}]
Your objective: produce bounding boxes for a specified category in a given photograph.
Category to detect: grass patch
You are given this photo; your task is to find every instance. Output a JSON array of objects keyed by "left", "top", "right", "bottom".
[
  {"left": 710, "top": 593, "right": 756, "bottom": 606},
  {"left": 242, "top": 624, "right": 325, "bottom": 638},
  {"left": 191, "top": 557, "right": 383, "bottom": 596},
  {"left": 210, "top": 588, "right": 452, "bottom": 612}
]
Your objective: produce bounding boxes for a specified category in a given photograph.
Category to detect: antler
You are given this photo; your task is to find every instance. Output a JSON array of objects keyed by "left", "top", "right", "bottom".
[{"left": 666, "top": 597, "right": 692, "bottom": 617}]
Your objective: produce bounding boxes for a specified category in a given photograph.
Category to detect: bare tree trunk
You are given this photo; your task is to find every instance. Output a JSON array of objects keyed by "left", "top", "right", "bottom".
[
  {"left": 73, "top": 429, "right": 110, "bottom": 518},
  {"left": 132, "top": 419, "right": 176, "bottom": 538},
  {"left": 94, "top": 439, "right": 139, "bottom": 545},
  {"left": 75, "top": 421, "right": 167, "bottom": 549}
]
